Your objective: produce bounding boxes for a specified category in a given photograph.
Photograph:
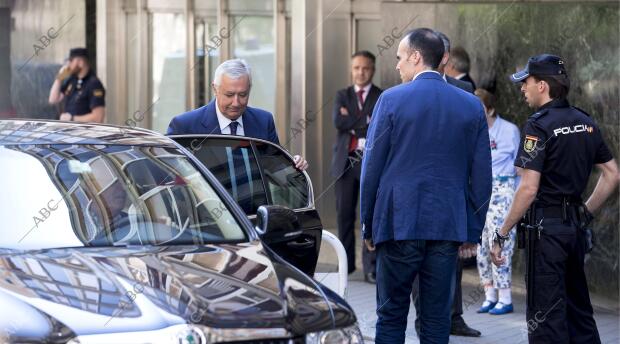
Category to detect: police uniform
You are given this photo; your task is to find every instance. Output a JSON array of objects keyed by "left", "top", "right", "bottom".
[
  {"left": 61, "top": 70, "right": 105, "bottom": 118},
  {"left": 510, "top": 55, "right": 613, "bottom": 344}
]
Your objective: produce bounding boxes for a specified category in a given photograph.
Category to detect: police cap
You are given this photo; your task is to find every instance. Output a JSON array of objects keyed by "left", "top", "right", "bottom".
[{"left": 510, "top": 54, "right": 567, "bottom": 83}]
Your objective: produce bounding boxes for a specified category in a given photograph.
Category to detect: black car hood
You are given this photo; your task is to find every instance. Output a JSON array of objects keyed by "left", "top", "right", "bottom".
[{"left": 0, "top": 240, "right": 355, "bottom": 341}]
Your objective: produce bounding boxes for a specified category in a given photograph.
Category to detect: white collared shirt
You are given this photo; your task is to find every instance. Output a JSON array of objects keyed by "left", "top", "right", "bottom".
[
  {"left": 455, "top": 73, "right": 466, "bottom": 80},
  {"left": 215, "top": 99, "right": 245, "bottom": 136},
  {"left": 412, "top": 70, "right": 441, "bottom": 82}
]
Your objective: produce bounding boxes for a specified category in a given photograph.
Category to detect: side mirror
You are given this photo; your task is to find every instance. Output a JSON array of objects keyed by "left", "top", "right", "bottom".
[{"left": 255, "top": 205, "right": 302, "bottom": 242}]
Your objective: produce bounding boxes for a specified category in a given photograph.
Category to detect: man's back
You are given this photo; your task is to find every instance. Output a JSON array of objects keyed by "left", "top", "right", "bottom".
[{"left": 361, "top": 71, "right": 491, "bottom": 244}]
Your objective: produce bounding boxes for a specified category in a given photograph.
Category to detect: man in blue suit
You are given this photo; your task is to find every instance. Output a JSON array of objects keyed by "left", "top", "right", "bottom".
[
  {"left": 360, "top": 28, "right": 492, "bottom": 343},
  {"left": 167, "top": 59, "right": 307, "bottom": 170}
]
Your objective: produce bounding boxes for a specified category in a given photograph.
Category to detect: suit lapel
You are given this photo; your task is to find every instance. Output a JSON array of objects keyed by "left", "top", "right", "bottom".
[
  {"left": 201, "top": 101, "right": 222, "bottom": 134},
  {"left": 241, "top": 108, "right": 257, "bottom": 138}
]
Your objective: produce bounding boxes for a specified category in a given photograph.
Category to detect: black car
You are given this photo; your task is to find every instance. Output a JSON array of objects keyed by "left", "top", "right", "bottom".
[{"left": 0, "top": 120, "right": 361, "bottom": 343}]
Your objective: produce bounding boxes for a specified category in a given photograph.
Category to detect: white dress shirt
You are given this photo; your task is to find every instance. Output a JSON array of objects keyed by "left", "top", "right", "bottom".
[{"left": 215, "top": 100, "right": 245, "bottom": 136}]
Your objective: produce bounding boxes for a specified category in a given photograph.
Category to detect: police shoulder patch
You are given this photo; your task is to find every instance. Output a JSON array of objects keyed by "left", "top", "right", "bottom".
[
  {"left": 93, "top": 89, "right": 104, "bottom": 97},
  {"left": 524, "top": 135, "right": 538, "bottom": 153}
]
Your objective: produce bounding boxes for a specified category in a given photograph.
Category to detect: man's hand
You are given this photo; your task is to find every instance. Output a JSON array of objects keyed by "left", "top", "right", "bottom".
[
  {"left": 458, "top": 242, "right": 477, "bottom": 259},
  {"left": 293, "top": 155, "right": 308, "bottom": 171},
  {"left": 56, "top": 64, "right": 72, "bottom": 82},
  {"left": 59, "top": 112, "right": 72, "bottom": 121},
  {"left": 340, "top": 107, "right": 349, "bottom": 116},
  {"left": 491, "top": 241, "right": 506, "bottom": 266},
  {"left": 364, "top": 239, "right": 375, "bottom": 252}
]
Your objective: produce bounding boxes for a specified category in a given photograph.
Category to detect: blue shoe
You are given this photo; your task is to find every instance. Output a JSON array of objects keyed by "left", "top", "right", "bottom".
[
  {"left": 476, "top": 300, "right": 497, "bottom": 313},
  {"left": 489, "top": 302, "right": 513, "bottom": 315}
]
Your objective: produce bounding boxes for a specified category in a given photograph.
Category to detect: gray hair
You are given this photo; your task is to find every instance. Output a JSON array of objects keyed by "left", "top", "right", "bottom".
[
  {"left": 213, "top": 59, "right": 252, "bottom": 87},
  {"left": 449, "top": 46, "right": 471, "bottom": 73}
]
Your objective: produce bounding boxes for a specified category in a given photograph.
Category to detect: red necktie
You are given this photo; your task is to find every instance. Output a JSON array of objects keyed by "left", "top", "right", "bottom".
[{"left": 349, "top": 89, "right": 365, "bottom": 153}]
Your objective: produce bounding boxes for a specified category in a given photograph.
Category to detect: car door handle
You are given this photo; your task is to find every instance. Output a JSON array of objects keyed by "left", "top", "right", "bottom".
[{"left": 286, "top": 238, "right": 314, "bottom": 249}]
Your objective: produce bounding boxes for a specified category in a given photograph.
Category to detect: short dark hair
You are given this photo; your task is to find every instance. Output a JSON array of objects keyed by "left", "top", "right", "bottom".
[
  {"left": 352, "top": 50, "right": 376, "bottom": 66},
  {"left": 435, "top": 31, "right": 450, "bottom": 53},
  {"left": 450, "top": 46, "right": 471, "bottom": 73},
  {"left": 532, "top": 74, "right": 570, "bottom": 99},
  {"left": 405, "top": 28, "right": 445, "bottom": 69}
]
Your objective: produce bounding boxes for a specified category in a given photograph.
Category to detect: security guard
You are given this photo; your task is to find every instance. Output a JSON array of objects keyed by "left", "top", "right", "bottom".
[
  {"left": 48, "top": 48, "right": 105, "bottom": 123},
  {"left": 490, "top": 54, "right": 619, "bottom": 344}
]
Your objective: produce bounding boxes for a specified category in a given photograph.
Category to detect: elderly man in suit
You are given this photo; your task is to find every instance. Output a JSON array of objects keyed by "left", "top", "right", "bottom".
[
  {"left": 360, "top": 28, "right": 492, "bottom": 343},
  {"left": 445, "top": 46, "right": 477, "bottom": 90},
  {"left": 167, "top": 58, "right": 307, "bottom": 170},
  {"left": 408, "top": 31, "right": 482, "bottom": 339},
  {"left": 332, "top": 51, "right": 383, "bottom": 281}
]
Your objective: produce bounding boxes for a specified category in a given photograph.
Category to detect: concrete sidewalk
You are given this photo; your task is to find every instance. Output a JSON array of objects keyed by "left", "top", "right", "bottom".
[
  {"left": 344, "top": 268, "right": 620, "bottom": 343},
  {"left": 316, "top": 229, "right": 619, "bottom": 343}
]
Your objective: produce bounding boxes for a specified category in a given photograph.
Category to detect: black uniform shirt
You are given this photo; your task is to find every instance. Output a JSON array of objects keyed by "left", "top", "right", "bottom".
[
  {"left": 514, "top": 98, "right": 613, "bottom": 207},
  {"left": 60, "top": 71, "right": 105, "bottom": 116}
]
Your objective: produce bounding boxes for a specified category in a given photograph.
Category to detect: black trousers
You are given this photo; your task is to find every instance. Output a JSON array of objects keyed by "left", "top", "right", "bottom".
[
  {"left": 335, "top": 158, "right": 375, "bottom": 274},
  {"left": 526, "top": 213, "right": 600, "bottom": 344},
  {"left": 412, "top": 259, "right": 464, "bottom": 327}
]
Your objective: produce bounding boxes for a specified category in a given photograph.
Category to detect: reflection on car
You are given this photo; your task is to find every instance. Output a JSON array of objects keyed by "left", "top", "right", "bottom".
[{"left": 0, "top": 120, "right": 362, "bottom": 344}]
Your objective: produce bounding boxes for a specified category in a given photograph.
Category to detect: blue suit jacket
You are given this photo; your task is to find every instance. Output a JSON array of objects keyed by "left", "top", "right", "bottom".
[
  {"left": 360, "top": 72, "right": 492, "bottom": 245},
  {"left": 166, "top": 100, "right": 280, "bottom": 144}
]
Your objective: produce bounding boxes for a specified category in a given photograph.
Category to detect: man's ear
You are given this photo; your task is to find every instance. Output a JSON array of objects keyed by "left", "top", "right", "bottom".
[{"left": 211, "top": 83, "right": 218, "bottom": 96}]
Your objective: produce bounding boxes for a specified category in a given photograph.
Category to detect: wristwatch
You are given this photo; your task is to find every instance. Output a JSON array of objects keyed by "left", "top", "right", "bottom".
[{"left": 493, "top": 230, "right": 510, "bottom": 249}]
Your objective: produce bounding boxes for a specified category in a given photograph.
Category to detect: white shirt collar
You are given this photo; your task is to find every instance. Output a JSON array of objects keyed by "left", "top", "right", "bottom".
[
  {"left": 354, "top": 83, "right": 372, "bottom": 95},
  {"left": 215, "top": 99, "right": 244, "bottom": 134},
  {"left": 455, "top": 73, "right": 467, "bottom": 80},
  {"left": 412, "top": 70, "right": 441, "bottom": 82}
]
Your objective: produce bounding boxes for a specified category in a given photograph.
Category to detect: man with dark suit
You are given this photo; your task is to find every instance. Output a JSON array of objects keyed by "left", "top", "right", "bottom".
[
  {"left": 167, "top": 59, "right": 307, "bottom": 170},
  {"left": 332, "top": 51, "right": 383, "bottom": 281},
  {"left": 361, "top": 28, "right": 492, "bottom": 343},
  {"left": 408, "top": 31, "right": 482, "bottom": 339},
  {"left": 445, "top": 46, "right": 477, "bottom": 90}
]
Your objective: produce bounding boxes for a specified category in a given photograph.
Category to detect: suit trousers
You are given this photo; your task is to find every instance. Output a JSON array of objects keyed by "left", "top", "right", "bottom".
[
  {"left": 335, "top": 157, "right": 375, "bottom": 274},
  {"left": 376, "top": 240, "right": 459, "bottom": 344}
]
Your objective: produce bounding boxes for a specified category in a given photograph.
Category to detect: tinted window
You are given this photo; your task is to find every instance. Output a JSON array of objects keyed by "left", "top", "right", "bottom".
[
  {"left": 0, "top": 144, "right": 246, "bottom": 250},
  {"left": 254, "top": 142, "right": 309, "bottom": 209},
  {"left": 176, "top": 138, "right": 268, "bottom": 215}
]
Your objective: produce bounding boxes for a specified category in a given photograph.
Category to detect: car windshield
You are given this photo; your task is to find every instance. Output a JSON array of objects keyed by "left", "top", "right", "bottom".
[{"left": 0, "top": 144, "right": 247, "bottom": 251}]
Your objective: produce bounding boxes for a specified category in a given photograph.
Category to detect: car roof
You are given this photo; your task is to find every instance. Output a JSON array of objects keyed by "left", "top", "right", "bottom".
[{"left": 0, "top": 119, "right": 175, "bottom": 147}]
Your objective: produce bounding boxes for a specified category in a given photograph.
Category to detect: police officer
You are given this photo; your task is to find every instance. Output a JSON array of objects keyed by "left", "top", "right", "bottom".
[
  {"left": 491, "top": 54, "right": 619, "bottom": 344},
  {"left": 48, "top": 48, "right": 105, "bottom": 123}
]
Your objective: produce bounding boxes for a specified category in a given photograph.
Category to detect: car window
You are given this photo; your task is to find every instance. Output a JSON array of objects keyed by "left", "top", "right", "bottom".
[
  {"left": 254, "top": 142, "right": 309, "bottom": 209},
  {"left": 175, "top": 138, "right": 268, "bottom": 215},
  {"left": 0, "top": 144, "right": 247, "bottom": 251}
]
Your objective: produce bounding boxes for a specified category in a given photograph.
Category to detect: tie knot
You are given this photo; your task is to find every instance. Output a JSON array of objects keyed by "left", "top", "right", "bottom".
[{"left": 229, "top": 121, "right": 239, "bottom": 135}]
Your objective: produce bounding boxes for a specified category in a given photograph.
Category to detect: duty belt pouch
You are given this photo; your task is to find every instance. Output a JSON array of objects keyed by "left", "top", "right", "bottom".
[
  {"left": 577, "top": 205, "right": 595, "bottom": 254},
  {"left": 517, "top": 216, "right": 526, "bottom": 249}
]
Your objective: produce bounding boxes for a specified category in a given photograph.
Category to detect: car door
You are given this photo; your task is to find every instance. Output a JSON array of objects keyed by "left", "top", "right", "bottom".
[{"left": 170, "top": 135, "right": 322, "bottom": 275}]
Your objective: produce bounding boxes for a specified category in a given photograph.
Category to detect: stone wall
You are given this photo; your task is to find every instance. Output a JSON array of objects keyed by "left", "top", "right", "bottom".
[{"left": 379, "top": 1, "right": 619, "bottom": 301}]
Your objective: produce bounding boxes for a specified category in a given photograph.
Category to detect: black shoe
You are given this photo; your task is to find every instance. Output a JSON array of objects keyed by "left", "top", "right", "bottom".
[
  {"left": 364, "top": 272, "right": 376, "bottom": 284},
  {"left": 450, "top": 321, "right": 481, "bottom": 337}
]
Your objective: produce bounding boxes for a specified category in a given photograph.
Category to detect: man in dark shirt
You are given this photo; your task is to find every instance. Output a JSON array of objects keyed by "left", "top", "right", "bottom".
[
  {"left": 491, "top": 54, "right": 619, "bottom": 344},
  {"left": 48, "top": 48, "right": 105, "bottom": 123}
]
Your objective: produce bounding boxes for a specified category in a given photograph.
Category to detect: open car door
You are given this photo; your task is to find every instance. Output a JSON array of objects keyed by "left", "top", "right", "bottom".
[{"left": 170, "top": 135, "right": 322, "bottom": 275}]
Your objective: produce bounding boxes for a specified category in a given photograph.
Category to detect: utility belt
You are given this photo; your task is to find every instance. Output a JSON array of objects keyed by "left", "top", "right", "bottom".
[{"left": 517, "top": 196, "right": 594, "bottom": 251}]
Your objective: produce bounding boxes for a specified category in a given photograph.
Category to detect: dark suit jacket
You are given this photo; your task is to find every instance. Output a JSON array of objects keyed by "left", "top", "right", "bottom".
[
  {"left": 360, "top": 72, "right": 492, "bottom": 244},
  {"left": 166, "top": 100, "right": 279, "bottom": 144},
  {"left": 459, "top": 73, "right": 476, "bottom": 90},
  {"left": 331, "top": 84, "right": 382, "bottom": 177},
  {"left": 446, "top": 75, "right": 474, "bottom": 93}
]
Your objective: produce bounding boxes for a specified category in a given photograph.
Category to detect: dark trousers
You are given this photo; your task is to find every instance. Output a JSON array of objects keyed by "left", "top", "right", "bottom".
[
  {"left": 376, "top": 240, "right": 459, "bottom": 344},
  {"left": 335, "top": 159, "right": 375, "bottom": 274},
  {"left": 411, "top": 260, "right": 464, "bottom": 328},
  {"left": 526, "top": 215, "right": 600, "bottom": 344}
]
